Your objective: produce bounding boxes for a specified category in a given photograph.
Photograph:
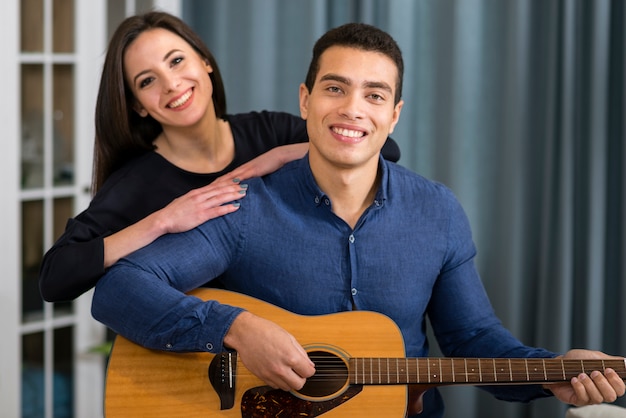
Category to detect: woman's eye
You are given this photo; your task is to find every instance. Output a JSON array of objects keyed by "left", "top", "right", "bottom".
[
  {"left": 139, "top": 77, "right": 154, "bottom": 89},
  {"left": 171, "top": 56, "right": 184, "bottom": 66}
]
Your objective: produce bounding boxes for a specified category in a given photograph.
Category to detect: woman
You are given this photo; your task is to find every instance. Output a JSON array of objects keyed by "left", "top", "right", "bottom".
[{"left": 38, "top": 11, "right": 401, "bottom": 302}]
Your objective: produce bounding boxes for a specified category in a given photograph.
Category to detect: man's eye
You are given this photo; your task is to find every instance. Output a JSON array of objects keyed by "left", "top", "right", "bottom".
[{"left": 327, "top": 86, "right": 342, "bottom": 93}]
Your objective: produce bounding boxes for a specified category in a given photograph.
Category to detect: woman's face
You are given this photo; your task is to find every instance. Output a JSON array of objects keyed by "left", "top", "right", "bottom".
[{"left": 123, "top": 28, "right": 215, "bottom": 129}]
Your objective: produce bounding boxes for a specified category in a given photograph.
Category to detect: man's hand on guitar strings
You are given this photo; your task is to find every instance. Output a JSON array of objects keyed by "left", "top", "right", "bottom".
[{"left": 223, "top": 311, "right": 316, "bottom": 391}]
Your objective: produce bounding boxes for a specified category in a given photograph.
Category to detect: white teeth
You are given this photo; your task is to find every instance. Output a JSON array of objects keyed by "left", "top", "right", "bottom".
[
  {"left": 168, "top": 90, "right": 192, "bottom": 108},
  {"left": 332, "top": 127, "right": 365, "bottom": 138}
]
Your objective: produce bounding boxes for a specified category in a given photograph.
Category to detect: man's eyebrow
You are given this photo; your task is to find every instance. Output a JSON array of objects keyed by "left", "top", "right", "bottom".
[
  {"left": 319, "top": 73, "right": 351, "bottom": 85},
  {"left": 363, "top": 80, "right": 393, "bottom": 93},
  {"left": 132, "top": 49, "right": 182, "bottom": 85},
  {"left": 319, "top": 73, "right": 393, "bottom": 94}
]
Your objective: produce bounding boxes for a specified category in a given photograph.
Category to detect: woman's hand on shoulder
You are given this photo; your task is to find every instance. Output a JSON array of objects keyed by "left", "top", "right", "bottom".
[{"left": 155, "top": 181, "right": 247, "bottom": 234}]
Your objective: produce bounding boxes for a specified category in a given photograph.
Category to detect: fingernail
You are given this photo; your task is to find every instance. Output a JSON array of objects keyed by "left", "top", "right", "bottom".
[
  {"left": 240, "top": 183, "right": 249, "bottom": 190},
  {"left": 232, "top": 178, "right": 241, "bottom": 183},
  {"left": 232, "top": 202, "right": 241, "bottom": 208},
  {"left": 238, "top": 189, "right": 247, "bottom": 195}
]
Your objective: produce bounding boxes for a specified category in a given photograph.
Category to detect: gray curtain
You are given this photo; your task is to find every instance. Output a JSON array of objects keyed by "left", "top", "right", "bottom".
[{"left": 183, "top": 1, "right": 625, "bottom": 417}]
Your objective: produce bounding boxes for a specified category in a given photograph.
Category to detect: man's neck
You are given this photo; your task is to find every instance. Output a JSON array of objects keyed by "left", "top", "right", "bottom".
[{"left": 309, "top": 156, "right": 381, "bottom": 229}]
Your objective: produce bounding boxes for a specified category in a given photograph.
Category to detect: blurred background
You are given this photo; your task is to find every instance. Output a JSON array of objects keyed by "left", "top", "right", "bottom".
[{"left": 1, "top": 0, "right": 623, "bottom": 417}]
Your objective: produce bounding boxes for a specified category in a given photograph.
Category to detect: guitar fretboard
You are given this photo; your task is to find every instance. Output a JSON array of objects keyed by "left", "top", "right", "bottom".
[{"left": 349, "top": 358, "right": 626, "bottom": 386}]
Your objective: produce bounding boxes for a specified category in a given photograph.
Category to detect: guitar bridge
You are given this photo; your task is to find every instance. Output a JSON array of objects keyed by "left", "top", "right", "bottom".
[{"left": 208, "top": 352, "right": 237, "bottom": 410}]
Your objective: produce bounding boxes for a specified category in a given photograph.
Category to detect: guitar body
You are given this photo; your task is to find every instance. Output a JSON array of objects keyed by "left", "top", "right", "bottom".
[{"left": 104, "top": 288, "right": 408, "bottom": 417}]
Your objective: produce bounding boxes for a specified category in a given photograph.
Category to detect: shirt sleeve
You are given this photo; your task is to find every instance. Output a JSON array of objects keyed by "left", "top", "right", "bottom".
[
  {"left": 91, "top": 201, "right": 248, "bottom": 352},
  {"left": 427, "top": 191, "right": 556, "bottom": 402}
]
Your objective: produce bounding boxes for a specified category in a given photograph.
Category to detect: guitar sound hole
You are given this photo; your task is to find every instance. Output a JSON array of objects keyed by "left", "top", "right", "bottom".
[{"left": 297, "top": 350, "right": 348, "bottom": 398}]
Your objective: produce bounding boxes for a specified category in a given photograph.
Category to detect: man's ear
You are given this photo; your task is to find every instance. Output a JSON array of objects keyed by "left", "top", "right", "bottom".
[
  {"left": 388, "top": 99, "right": 404, "bottom": 135},
  {"left": 299, "top": 83, "right": 309, "bottom": 120}
]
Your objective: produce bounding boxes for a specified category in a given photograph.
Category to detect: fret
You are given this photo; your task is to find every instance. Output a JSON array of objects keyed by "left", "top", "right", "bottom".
[
  {"left": 526, "top": 359, "right": 547, "bottom": 381},
  {"left": 451, "top": 358, "right": 456, "bottom": 383},
  {"left": 477, "top": 359, "right": 493, "bottom": 382},
  {"left": 464, "top": 358, "right": 482, "bottom": 383},
  {"left": 493, "top": 359, "right": 512, "bottom": 382},
  {"left": 464, "top": 358, "right": 468, "bottom": 383},
  {"left": 405, "top": 358, "right": 409, "bottom": 384},
  {"left": 525, "top": 358, "right": 529, "bottom": 381},
  {"left": 415, "top": 358, "right": 420, "bottom": 384},
  {"left": 493, "top": 359, "right": 497, "bottom": 382},
  {"left": 438, "top": 358, "right": 443, "bottom": 383},
  {"left": 395, "top": 358, "right": 399, "bottom": 384},
  {"left": 439, "top": 358, "right": 456, "bottom": 383}
]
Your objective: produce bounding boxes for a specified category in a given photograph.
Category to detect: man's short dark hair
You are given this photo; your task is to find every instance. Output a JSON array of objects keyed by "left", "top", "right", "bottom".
[{"left": 304, "top": 23, "right": 404, "bottom": 105}]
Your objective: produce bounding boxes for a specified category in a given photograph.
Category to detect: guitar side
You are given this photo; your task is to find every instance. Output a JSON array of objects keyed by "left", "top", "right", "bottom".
[{"left": 104, "top": 288, "right": 408, "bottom": 417}]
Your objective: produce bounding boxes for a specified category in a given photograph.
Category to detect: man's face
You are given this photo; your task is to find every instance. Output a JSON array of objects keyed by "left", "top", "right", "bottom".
[{"left": 299, "top": 46, "right": 403, "bottom": 171}]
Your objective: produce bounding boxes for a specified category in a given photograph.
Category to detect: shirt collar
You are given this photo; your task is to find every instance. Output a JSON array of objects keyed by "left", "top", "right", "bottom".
[{"left": 296, "top": 154, "right": 389, "bottom": 209}]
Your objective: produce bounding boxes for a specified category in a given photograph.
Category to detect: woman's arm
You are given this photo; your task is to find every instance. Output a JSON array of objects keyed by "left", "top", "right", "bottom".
[
  {"left": 103, "top": 181, "right": 246, "bottom": 268},
  {"left": 215, "top": 143, "right": 309, "bottom": 185}
]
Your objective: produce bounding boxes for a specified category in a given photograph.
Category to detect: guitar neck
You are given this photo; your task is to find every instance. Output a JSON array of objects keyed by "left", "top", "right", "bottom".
[{"left": 350, "top": 357, "right": 626, "bottom": 386}]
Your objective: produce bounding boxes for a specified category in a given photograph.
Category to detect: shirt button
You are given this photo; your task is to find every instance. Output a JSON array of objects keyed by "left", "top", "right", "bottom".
[
  {"left": 349, "top": 234, "right": 355, "bottom": 243},
  {"left": 165, "top": 343, "right": 173, "bottom": 350},
  {"left": 205, "top": 342, "right": 213, "bottom": 351},
  {"left": 351, "top": 288, "right": 357, "bottom": 296},
  {"left": 324, "top": 198, "right": 330, "bottom": 206},
  {"left": 314, "top": 196, "right": 320, "bottom": 204}
]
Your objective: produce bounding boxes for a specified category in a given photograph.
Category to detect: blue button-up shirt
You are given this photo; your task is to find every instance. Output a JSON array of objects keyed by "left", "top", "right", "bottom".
[{"left": 92, "top": 156, "right": 554, "bottom": 417}]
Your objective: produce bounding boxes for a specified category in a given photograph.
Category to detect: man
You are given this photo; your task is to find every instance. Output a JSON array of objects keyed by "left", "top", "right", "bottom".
[{"left": 92, "top": 23, "right": 624, "bottom": 417}]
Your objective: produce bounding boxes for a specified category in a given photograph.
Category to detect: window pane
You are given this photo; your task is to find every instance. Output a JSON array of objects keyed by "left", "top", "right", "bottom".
[
  {"left": 22, "top": 200, "right": 44, "bottom": 322},
  {"left": 53, "top": 197, "right": 74, "bottom": 316},
  {"left": 53, "top": 327, "right": 74, "bottom": 418},
  {"left": 53, "top": 0, "right": 75, "bottom": 53},
  {"left": 21, "top": 0, "right": 44, "bottom": 52},
  {"left": 53, "top": 65, "right": 74, "bottom": 186},
  {"left": 22, "top": 332, "right": 45, "bottom": 418},
  {"left": 21, "top": 64, "right": 45, "bottom": 190}
]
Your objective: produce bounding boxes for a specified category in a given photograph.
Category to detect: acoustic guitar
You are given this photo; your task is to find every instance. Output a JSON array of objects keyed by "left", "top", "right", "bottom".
[{"left": 104, "top": 288, "right": 626, "bottom": 417}]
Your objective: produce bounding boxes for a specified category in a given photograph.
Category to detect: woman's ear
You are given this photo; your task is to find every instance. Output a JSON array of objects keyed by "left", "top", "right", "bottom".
[{"left": 133, "top": 103, "right": 148, "bottom": 117}]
